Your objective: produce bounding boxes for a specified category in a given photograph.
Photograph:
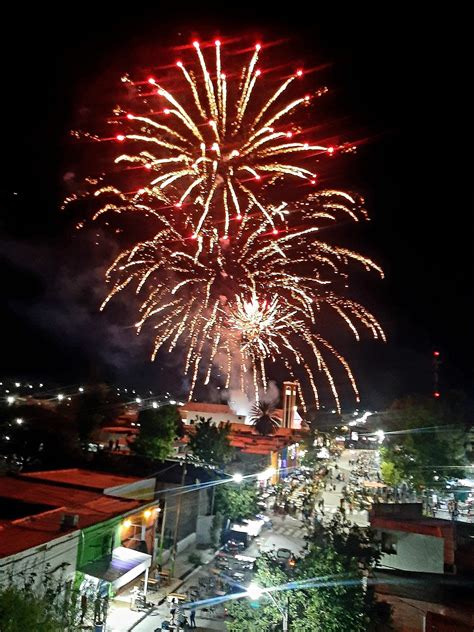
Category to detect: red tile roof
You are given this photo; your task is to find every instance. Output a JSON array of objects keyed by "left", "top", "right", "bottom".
[
  {"left": 0, "top": 477, "right": 141, "bottom": 558},
  {"left": 20, "top": 469, "right": 140, "bottom": 491}
]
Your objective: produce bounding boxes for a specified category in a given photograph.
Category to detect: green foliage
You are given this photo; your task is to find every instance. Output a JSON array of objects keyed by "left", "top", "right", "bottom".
[
  {"left": 380, "top": 394, "right": 468, "bottom": 490},
  {"left": 132, "top": 404, "right": 181, "bottom": 461},
  {"left": 0, "top": 570, "right": 107, "bottom": 631},
  {"left": 0, "top": 585, "right": 64, "bottom": 631},
  {"left": 248, "top": 401, "right": 280, "bottom": 436},
  {"left": 379, "top": 454, "right": 402, "bottom": 486},
  {"left": 227, "top": 518, "right": 390, "bottom": 632},
  {"left": 188, "top": 417, "right": 233, "bottom": 466},
  {"left": 214, "top": 482, "right": 258, "bottom": 521},
  {"left": 188, "top": 551, "right": 202, "bottom": 566}
]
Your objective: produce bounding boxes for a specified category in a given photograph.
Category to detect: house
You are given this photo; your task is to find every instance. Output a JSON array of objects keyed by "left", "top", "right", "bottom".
[
  {"left": 369, "top": 503, "right": 474, "bottom": 575},
  {"left": 0, "top": 470, "right": 159, "bottom": 596}
]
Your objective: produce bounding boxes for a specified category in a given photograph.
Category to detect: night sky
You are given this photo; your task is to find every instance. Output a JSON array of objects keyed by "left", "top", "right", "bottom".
[{"left": 0, "top": 5, "right": 471, "bottom": 410}]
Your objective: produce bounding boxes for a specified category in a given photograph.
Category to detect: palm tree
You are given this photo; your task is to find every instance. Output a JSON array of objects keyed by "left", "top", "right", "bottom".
[{"left": 249, "top": 401, "right": 280, "bottom": 436}]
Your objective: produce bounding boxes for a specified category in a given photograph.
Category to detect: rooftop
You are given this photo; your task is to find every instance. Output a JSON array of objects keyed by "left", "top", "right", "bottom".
[
  {"left": 0, "top": 477, "right": 141, "bottom": 559},
  {"left": 20, "top": 468, "right": 140, "bottom": 492}
]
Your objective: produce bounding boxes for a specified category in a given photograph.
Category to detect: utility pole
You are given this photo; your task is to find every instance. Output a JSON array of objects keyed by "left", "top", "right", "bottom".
[{"left": 170, "top": 452, "right": 187, "bottom": 577}]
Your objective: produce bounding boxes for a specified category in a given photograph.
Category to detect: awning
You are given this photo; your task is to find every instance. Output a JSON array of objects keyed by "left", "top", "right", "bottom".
[{"left": 81, "top": 546, "right": 151, "bottom": 591}]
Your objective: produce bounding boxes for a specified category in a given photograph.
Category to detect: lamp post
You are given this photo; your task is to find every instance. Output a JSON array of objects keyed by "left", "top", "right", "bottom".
[{"left": 247, "top": 583, "right": 289, "bottom": 631}]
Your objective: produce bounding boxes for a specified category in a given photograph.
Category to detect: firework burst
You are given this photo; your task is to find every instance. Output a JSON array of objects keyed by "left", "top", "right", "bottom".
[
  {"left": 98, "top": 189, "right": 383, "bottom": 412},
  {"left": 98, "top": 40, "right": 335, "bottom": 243},
  {"left": 67, "top": 38, "right": 385, "bottom": 412}
]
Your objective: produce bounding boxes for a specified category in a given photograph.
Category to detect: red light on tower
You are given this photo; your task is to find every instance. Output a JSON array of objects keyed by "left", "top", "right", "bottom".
[
  {"left": 433, "top": 351, "right": 440, "bottom": 357},
  {"left": 434, "top": 392, "right": 440, "bottom": 398}
]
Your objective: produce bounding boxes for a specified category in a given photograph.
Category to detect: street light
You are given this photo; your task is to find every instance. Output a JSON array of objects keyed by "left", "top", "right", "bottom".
[
  {"left": 246, "top": 583, "right": 289, "bottom": 631},
  {"left": 232, "top": 473, "right": 244, "bottom": 483}
]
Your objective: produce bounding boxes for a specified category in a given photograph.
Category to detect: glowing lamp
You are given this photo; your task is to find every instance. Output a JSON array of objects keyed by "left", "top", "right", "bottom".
[
  {"left": 237, "top": 214, "right": 242, "bottom": 221},
  {"left": 433, "top": 351, "right": 440, "bottom": 357},
  {"left": 191, "top": 234, "right": 198, "bottom": 240},
  {"left": 296, "top": 69, "right": 303, "bottom": 77},
  {"left": 144, "top": 509, "right": 152, "bottom": 519},
  {"left": 193, "top": 41, "right": 200, "bottom": 48},
  {"left": 145, "top": 163, "right": 152, "bottom": 170},
  {"left": 138, "top": 189, "right": 145, "bottom": 195},
  {"left": 215, "top": 39, "right": 221, "bottom": 46},
  {"left": 232, "top": 473, "right": 243, "bottom": 483},
  {"left": 176, "top": 61, "right": 183, "bottom": 67},
  {"left": 434, "top": 392, "right": 440, "bottom": 398},
  {"left": 247, "top": 583, "right": 263, "bottom": 600},
  {"left": 304, "top": 95, "right": 310, "bottom": 102},
  {"left": 256, "top": 69, "right": 261, "bottom": 76},
  {"left": 303, "top": 143, "right": 309, "bottom": 149},
  {"left": 148, "top": 77, "right": 156, "bottom": 85},
  {"left": 255, "top": 43, "right": 261, "bottom": 51},
  {"left": 255, "top": 174, "right": 261, "bottom": 180},
  {"left": 126, "top": 113, "right": 134, "bottom": 120},
  {"left": 116, "top": 134, "right": 125, "bottom": 142},
  {"left": 175, "top": 202, "right": 182, "bottom": 208},
  {"left": 123, "top": 519, "right": 132, "bottom": 528},
  {"left": 272, "top": 229, "right": 278, "bottom": 235},
  {"left": 163, "top": 109, "right": 170, "bottom": 114},
  {"left": 310, "top": 179, "right": 316, "bottom": 184},
  {"left": 221, "top": 73, "right": 226, "bottom": 79},
  {"left": 286, "top": 131, "right": 293, "bottom": 138},
  {"left": 327, "top": 146, "right": 335, "bottom": 154}
]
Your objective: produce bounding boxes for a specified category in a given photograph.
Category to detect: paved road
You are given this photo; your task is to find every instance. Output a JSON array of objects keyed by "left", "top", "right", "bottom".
[
  {"left": 316, "top": 449, "right": 370, "bottom": 527},
  {"left": 132, "top": 449, "right": 373, "bottom": 631}
]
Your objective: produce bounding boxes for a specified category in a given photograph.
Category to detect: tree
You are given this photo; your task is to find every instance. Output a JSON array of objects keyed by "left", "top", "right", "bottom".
[
  {"left": 74, "top": 383, "right": 122, "bottom": 443},
  {"left": 249, "top": 401, "right": 280, "bottom": 436},
  {"left": 0, "top": 571, "right": 106, "bottom": 631},
  {"left": 227, "top": 517, "right": 391, "bottom": 632},
  {"left": 214, "top": 481, "right": 259, "bottom": 521},
  {"left": 132, "top": 404, "right": 180, "bottom": 461},
  {"left": 188, "top": 417, "right": 233, "bottom": 466},
  {"left": 380, "top": 394, "right": 468, "bottom": 490}
]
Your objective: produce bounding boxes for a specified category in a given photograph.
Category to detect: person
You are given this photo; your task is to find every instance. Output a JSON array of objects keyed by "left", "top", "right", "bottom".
[
  {"left": 80, "top": 594, "right": 87, "bottom": 624},
  {"left": 115, "top": 438, "right": 120, "bottom": 451},
  {"left": 190, "top": 607, "right": 197, "bottom": 628},
  {"left": 108, "top": 439, "right": 114, "bottom": 451}
]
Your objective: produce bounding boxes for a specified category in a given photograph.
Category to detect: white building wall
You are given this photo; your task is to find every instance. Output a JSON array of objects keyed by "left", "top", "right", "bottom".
[
  {"left": 378, "top": 529, "right": 444, "bottom": 574},
  {"left": 0, "top": 530, "right": 79, "bottom": 589}
]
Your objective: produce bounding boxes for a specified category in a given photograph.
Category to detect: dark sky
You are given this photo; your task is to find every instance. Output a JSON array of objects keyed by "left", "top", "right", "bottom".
[{"left": 0, "top": 5, "right": 471, "bottom": 409}]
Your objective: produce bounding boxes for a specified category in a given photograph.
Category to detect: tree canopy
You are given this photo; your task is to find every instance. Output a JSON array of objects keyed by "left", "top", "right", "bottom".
[
  {"left": 380, "top": 394, "right": 468, "bottom": 490},
  {"left": 188, "top": 416, "right": 233, "bottom": 466},
  {"left": 248, "top": 401, "right": 280, "bottom": 436},
  {"left": 227, "top": 516, "right": 391, "bottom": 632},
  {"left": 132, "top": 404, "right": 181, "bottom": 461},
  {"left": 214, "top": 481, "right": 259, "bottom": 522}
]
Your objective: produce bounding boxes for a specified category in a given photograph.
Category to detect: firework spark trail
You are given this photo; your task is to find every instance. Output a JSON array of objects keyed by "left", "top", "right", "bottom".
[
  {"left": 95, "top": 192, "right": 383, "bottom": 411},
  {"left": 68, "top": 38, "right": 385, "bottom": 411},
  {"left": 92, "top": 40, "right": 337, "bottom": 243}
]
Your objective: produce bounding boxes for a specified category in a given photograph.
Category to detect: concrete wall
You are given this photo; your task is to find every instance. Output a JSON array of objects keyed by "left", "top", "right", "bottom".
[
  {"left": 196, "top": 515, "right": 213, "bottom": 545},
  {"left": 0, "top": 530, "right": 79, "bottom": 589},
  {"left": 377, "top": 529, "right": 444, "bottom": 574}
]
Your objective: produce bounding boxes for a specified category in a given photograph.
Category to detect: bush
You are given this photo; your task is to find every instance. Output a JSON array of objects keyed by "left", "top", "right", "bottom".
[{"left": 188, "top": 552, "right": 202, "bottom": 566}]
